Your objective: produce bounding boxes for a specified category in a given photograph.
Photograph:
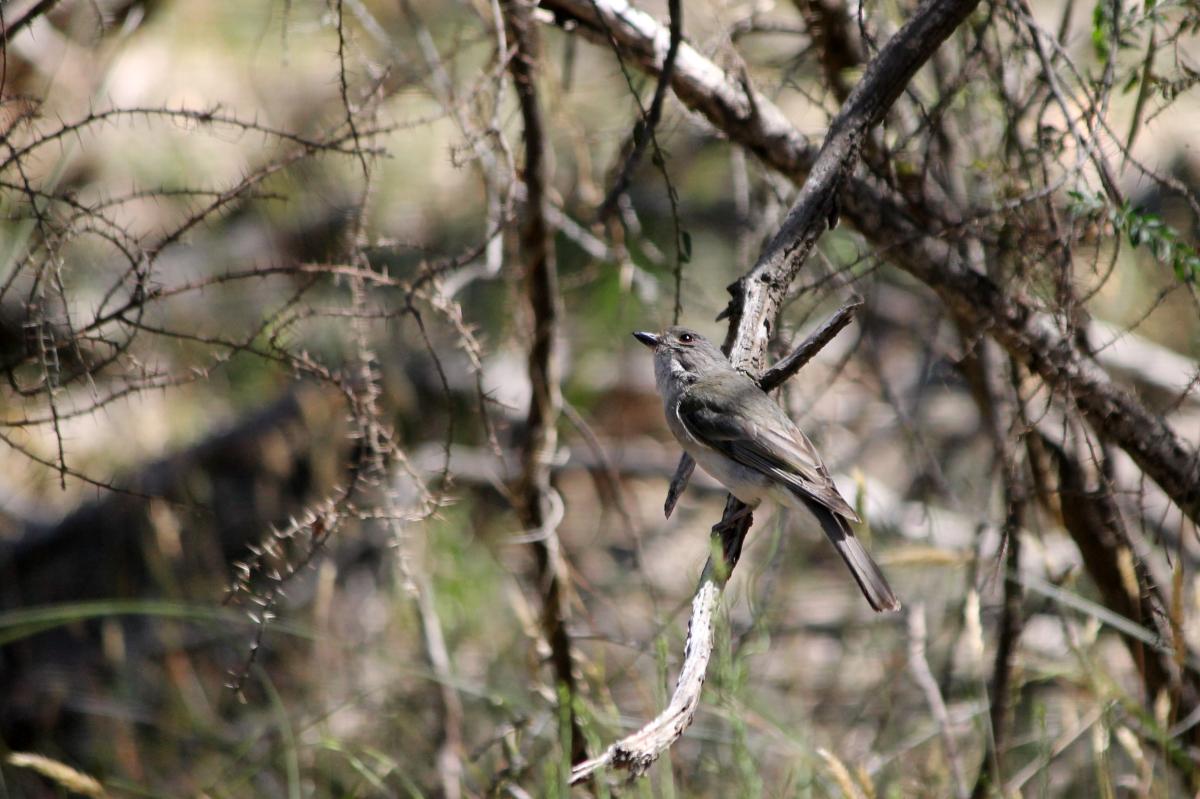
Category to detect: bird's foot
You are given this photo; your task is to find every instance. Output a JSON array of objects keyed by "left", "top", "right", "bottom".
[{"left": 710, "top": 503, "right": 754, "bottom": 534}]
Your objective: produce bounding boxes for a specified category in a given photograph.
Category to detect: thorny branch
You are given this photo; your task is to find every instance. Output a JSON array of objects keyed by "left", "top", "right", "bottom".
[
  {"left": 2, "top": 12, "right": 504, "bottom": 790},
  {"left": 7, "top": 0, "right": 1200, "bottom": 792}
]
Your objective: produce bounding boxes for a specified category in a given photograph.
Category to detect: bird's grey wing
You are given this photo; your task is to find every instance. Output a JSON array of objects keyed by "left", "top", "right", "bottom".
[{"left": 678, "top": 383, "right": 861, "bottom": 522}]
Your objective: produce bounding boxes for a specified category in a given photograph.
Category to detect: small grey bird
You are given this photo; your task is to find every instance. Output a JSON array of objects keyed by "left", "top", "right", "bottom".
[{"left": 634, "top": 326, "right": 900, "bottom": 612}]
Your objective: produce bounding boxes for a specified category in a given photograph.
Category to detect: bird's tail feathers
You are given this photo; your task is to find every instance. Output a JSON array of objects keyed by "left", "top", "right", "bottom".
[{"left": 801, "top": 497, "right": 900, "bottom": 613}]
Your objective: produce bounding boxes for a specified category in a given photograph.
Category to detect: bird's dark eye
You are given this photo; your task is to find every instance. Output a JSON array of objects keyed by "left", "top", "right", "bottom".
[{"left": 679, "top": 333, "right": 694, "bottom": 344}]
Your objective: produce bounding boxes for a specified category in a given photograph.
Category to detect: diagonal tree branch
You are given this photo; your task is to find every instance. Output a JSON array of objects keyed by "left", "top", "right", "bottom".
[
  {"left": 569, "top": 0, "right": 982, "bottom": 782},
  {"left": 540, "top": 0, "right": 1200, "bottom": 526},
  {"left": 757, "top": 298, "right": 863, "bottom": 390},
  {"left": 0, "top": 0, "right": 63, "bottom": 41},
  {"left": 854, "top": 191, "right": 1200, "bottom": 526},
  {"left": 540, "top": 0, "right": 818, "bottom": 177}
]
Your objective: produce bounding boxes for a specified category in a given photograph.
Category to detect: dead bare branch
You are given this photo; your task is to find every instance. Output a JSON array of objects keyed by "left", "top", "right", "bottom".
[
  {"left": 908, "top": 602, "right": 969, "bottom": 799},
  {"left": 959, "top": 340, "right": 1029, "bottom": 798},
  {"left": 502, "top": 0, "right": 586, "bottom": 766}
]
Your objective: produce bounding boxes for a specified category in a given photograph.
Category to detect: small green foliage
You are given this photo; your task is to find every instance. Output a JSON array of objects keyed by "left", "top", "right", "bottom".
[
  {"left": 1090, "top": 0, "right": 1149, "bottom": 62},
  {"left": 1068, "top": 189, "right": 1200, "bottom": 283},
  {"left": 1091, "top": 1, "right": 1117, "bottom": 61}
]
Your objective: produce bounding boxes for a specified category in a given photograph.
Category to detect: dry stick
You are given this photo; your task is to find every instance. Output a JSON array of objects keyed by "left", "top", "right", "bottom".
[
  {"left": 539, "top": 0, "right": 1200, "bottom": 527},
  {"left": 570, "top": 0, "right": 982, "bottom": 783},
  {"left": 500, "top": 0, "right": 587, "bottom": 765},
  {"left": 908, "top": 603, "right": 969, "bottom": 799},
  {"left": 0, "top": 0, "right": 62, "bottom": 40},
  {"left": 986, "top": 404, "right": 1027, "bottom": 798},
  {"left": 757, "top": 299, "right": 865, "bottom": 390},
  {"left": 980, "top": 446, "right": 1024, "bottom": 795},
  {"left": 664, "top": 298, "right": 864, "bottom": 519},
  {"left": 413, "top": 572, "right": 466, "bottom": 799},
  {"left": 569, "top": 496, "right": 752, "bottom": 783},
  {"left": 959, "top": 340, "right": 1028, "bottom": 799}
]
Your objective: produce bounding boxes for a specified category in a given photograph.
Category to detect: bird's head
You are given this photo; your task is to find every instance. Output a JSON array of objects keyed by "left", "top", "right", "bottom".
[{"left": 633, "top": 326, "right": 728, "bottom": 388}]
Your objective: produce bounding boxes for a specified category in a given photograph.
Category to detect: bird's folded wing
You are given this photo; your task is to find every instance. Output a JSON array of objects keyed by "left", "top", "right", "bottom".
[{"left": 678, "top": 389, "right": 861, "bottom": 522}]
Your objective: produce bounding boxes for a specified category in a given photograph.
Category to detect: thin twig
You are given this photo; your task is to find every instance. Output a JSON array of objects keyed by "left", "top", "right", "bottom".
[
  {"left": 908, "top": 603, "right": 969, "bottom": 799},
  {"left": 759, "top": 298, "right": 864, "bottom": 391},
  {"left": 1035, "top": 421, "right": 1200, "bottom": 757},
  {"left": 592, "top": 0, "right": 687, "bottom": 323},
  {"left": 596, "top": 0, "right": 681, "bottom": 222},
  {"left": 0, "top": 0, "right": 62, "bottom": 41}
]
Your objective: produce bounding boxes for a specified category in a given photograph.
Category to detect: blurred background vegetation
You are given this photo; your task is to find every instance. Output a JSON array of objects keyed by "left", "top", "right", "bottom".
[{"left": 1, "top": 0, "right": 1199, "bottom": 796}]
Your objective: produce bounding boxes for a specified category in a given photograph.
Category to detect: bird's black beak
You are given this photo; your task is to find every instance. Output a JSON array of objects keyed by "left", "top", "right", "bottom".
[{"left": 633, "top": 331, "right": 660, "bottom": 348}]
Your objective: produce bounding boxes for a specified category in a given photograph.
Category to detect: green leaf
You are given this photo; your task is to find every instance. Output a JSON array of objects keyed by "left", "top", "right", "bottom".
[
  {"left": 1093, "top": 195, "right": 1200, "bottom": 285},
  {"left": 1092, "top": 2, "right": 1112, "bottom": 61},
  {"left": 679, "top": 229, "right": 692, "bottom": 263}
]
